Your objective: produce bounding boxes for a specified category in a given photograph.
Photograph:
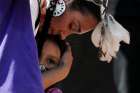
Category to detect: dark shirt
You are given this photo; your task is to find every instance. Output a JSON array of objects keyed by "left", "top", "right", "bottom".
[{"left": 56, "top": 32, "right": 117, "bottom": 93}]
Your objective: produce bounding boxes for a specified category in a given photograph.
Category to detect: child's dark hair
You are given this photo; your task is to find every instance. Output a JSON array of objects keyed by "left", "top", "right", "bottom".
[
  {"left": 69, "top": 0, "right": 101, "bottom": 22},
  {"left": 37, "top": 34, "right": 67, "bottom": 57}
]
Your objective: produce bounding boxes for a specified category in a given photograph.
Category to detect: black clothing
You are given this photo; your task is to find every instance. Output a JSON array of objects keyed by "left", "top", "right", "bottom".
[{"left": 59, "top": 32, "right": 117, "bottom": 93}]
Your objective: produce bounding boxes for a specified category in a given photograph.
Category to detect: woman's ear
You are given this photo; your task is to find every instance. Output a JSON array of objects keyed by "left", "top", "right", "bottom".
[
  {"left": 64, "top": 0, "right": 74, "bottom": 5},
  {"left": 69, "top": 19, "right": 80, "bottom": 33}
]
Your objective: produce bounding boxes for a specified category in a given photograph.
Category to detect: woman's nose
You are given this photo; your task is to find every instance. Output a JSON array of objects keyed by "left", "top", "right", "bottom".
[
  {"left": 48, "top": 28, "right": 58, "bottom": 35},
  {"left": 60, "top": 31, "right": 72, "bottom": 40}
]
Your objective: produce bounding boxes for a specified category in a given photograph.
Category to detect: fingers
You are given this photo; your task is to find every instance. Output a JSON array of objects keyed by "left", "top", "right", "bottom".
[
  {"left": 40, "top": 0, "right": 47, "bottom": 15},
  {"left": 61, "top": 42, "right": 73, "bottom": 66},
  {"left": 66, "top": 42, "right": 71, "bottom": 50}
]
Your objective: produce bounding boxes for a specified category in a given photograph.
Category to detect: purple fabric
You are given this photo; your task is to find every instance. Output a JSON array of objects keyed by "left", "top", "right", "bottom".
[
  {"left": 0, "top": 0, "right": 44, "bottom": 93},
  {"left": 47, "top": 87, "right": 63, "bottom": 93}
]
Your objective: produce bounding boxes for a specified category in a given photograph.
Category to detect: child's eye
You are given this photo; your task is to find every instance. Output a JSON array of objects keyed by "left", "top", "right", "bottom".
[
  {"left": 45, "top": 58, "right": 59, "bottom": 70},
  {"left": 47, "top": 58, "right": 57, "bottom": 65}
]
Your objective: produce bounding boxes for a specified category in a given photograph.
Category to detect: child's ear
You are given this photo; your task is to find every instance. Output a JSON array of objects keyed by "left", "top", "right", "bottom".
[{"left": 64, "top": 0, "right": 74, "bottom": 5}]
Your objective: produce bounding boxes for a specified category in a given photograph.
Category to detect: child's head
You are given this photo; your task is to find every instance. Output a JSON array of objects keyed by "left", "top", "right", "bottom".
[{"left": 39, "top": 35, "right": 67, "bottom": 72}]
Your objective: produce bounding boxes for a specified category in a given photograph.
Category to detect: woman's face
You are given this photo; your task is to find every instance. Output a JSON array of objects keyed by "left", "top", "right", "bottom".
[
  {"left": 48, "top": 10, "right": 98, "bottom": 40},
  {"left": 40, "top": 40, "right": 61, "bottom": 70}
]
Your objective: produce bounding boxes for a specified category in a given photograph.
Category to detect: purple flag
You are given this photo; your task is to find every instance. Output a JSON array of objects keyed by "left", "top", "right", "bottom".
[{"left": 0, "top": 0, "right": 44, "bottom": 93}]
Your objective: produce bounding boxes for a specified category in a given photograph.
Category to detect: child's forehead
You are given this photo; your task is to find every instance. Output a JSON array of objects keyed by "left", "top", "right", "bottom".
[{"left": 45, "top": 40, "right": 60, "bottom": 48}]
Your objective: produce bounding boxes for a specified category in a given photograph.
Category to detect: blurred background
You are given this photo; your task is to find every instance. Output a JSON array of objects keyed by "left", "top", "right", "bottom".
[{"left": 109, "top": 0, "right": 138, "bottom": 92}]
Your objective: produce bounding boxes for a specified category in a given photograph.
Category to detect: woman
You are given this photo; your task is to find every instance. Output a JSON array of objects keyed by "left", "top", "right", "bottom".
[
  {"left": 46, "top": 0, "right": 130, "bottom": 93},
  {"left": 36, "top": 0, "right": 130, "bottom": 93},
  {"left": 48, "top": 0, "right": 130, "bottom": 62}
]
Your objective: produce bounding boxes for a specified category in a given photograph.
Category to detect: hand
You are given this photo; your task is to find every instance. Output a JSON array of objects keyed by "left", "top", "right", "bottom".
[
  {"left": 40, "top": 0, "right": 46, "bottom": 16},
  {"left": 39, "top": 0, "right": 46, "bottom": 28},
  {"left": 60, "top": 42, "right": 73, "bottom": 68}
]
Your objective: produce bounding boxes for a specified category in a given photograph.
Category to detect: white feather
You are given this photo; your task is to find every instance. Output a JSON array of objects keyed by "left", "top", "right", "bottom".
[{"left": 91, "top": 15, "right": 130, "bottom": 62}]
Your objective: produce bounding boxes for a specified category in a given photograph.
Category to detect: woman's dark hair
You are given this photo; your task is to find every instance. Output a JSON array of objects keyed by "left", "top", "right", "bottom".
[
  {"left": 36, "top": 0, "right": 101, "bottom": 57},
  {"left": 37, "top": 34, "right": 67, "bottom": 57},
  {"left": 69, "top": 0, "right": 101, "bottom": 22},
  {"left": 36, "top": 0, "right": 68, "bottom": 58}
]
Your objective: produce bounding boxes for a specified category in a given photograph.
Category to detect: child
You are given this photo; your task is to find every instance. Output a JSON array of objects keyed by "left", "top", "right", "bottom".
[{"left": 38, "top": 35, "right": 73, "bottom": 92}]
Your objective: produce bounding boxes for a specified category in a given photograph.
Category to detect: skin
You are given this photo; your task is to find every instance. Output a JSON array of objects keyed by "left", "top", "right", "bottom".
[
  {"left": 39, "top": 40, "right": 73, "bottom": 89},
  {"left": 40, "top": 0, "right": 98, "bottom": 39},
  {"left": 48, "top": 9, "right": 98, "bottom": 40},
  {"left": 40, "top": 40, "right": 61, "bottom": 69},
  {"left": 39, "top": 0, "right": 98, "bottom": 89}
]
